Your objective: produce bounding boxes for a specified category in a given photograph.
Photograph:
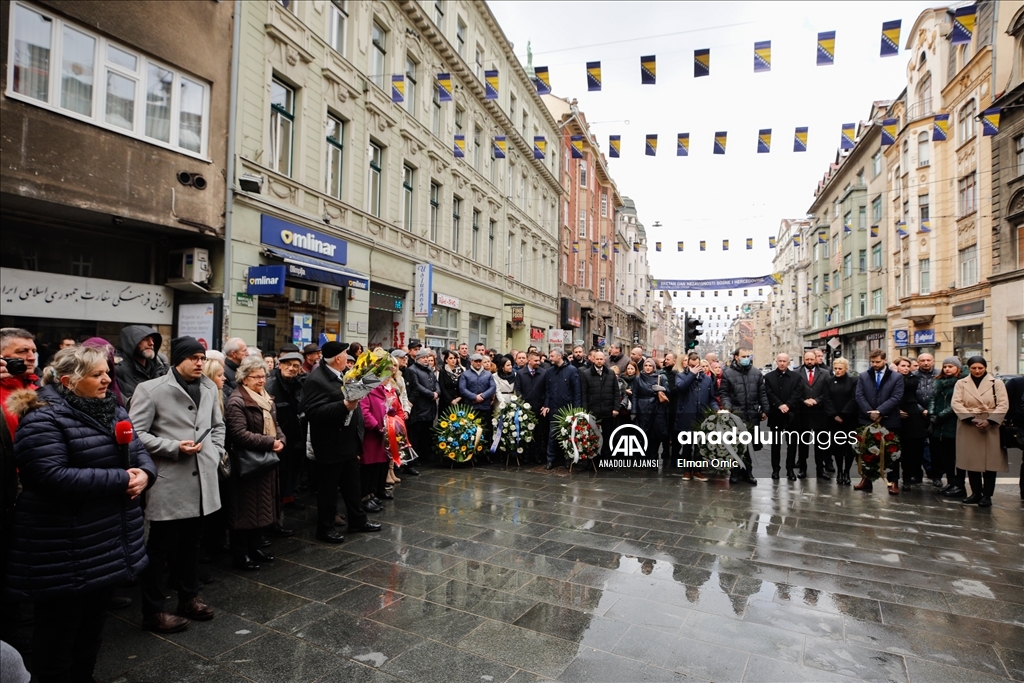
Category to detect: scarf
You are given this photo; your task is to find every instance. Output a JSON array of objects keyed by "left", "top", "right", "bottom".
[
  {"left": 60, "top": 385, "right": 118, "bottom": 429},
  {"left": 446, "top": 363, "right": 463, "bottom": 381},
  {"left": 243, "top": 385, "right": 275, "bottom": 436}
]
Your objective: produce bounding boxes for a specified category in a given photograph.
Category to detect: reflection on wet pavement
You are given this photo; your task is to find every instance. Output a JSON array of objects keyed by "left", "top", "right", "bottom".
[{"left": 95, "top": 466, "right": 1024, "bottom": 682}]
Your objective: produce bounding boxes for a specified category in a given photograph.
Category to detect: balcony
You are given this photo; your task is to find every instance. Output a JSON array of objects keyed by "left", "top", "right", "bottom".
[{"left": 900, "top": 297, "right": 939, "bottom": 324}]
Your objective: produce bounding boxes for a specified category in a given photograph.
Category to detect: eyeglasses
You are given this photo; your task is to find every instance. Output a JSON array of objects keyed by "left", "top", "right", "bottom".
[
  {"left": 187, "top": 355, "right": 207, "bottom": 363},
  {"left": 248, "top": 375, "right": 267, "bottom": 381}
]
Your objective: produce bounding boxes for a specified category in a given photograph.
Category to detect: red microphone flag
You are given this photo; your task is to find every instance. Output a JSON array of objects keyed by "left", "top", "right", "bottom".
[{"left": 115, "top": 421, "right": 133, "bottom": 445}]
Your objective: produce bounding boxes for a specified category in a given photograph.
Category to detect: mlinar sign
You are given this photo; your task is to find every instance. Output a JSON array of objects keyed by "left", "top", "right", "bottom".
[{"left": 260, "top": 215, "right": 348, "bottom": 264}]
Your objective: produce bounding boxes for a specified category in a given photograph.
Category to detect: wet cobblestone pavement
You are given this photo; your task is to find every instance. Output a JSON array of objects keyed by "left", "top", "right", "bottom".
[{"left": 96, "top": 465, "right": 1024, "bottom": 683}]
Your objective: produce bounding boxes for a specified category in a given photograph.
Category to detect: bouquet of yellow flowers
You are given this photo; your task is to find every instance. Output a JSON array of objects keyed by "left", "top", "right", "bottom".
[
  {"left": 435, "top": 405, "right": 483, "bottom": 463},
  {"left": 342, "top": 348, "right": 394, "bottom": 401}
]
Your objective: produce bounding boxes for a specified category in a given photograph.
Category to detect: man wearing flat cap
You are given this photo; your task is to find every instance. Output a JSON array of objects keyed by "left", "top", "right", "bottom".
[
  {"left": 130, "top": 336, "right": 225, "bottom": 633},
  {"left": 458, "top": 353, "right": 497, "bottom": 459},
  {"left": 301, "top": 341, "right": 381, "bottom": 542},
  {"left": 406, "top": 348, "right": 438, "bottom": 468},
  {"left": 301, "top": 343, "right": 321, "bottom": 375}
]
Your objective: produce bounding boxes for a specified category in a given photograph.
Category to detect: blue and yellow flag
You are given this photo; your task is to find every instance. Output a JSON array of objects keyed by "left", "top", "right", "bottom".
[
  {"left": 794, "top": 126, "right": 808, "bottom": 152},
  {"left": 933, "top": 114, "right": 949, "bottom": 141},
  {"left": 723, "top": 240, "right": 730, "bottom": 251},
  {"left": 896, "top": 221, "right": 908, "bottom": 237},
  {"left": 677, "top": 133, "right": 689, "bottom": 157},
  {"left": 609, "top": 135, "right": 621, "bottom": 158},
  {"left": 484, "top": 69, "right": 499, "bottom": 100},
  {"left": 951, "top": 5, "right": 976, "bottom": 46},
  {"left": 655, "top": 242, "right": 662, "bottom": 252},
  {"left": 817, "top": 31, "right": 836, "bottom": 66},
  {"left": 757, "top": 129, "right": 771, "bottom": 154},
  {"left": 793, "top": 234, "right": 802, "bottom": 246},
  {"left": 870, "top": 225, "right": 879, "bottom": 238},
  {"left": 746, "top": 238, "right": 753, "bottom": 250},
  {"left": 880, "top": 20, "right": 901, "bottom": 57},
  {"left": 982, "top": 108, "right": 1001, "bottom": 136},
  {"left": 572, "top": 241, "right": 579, "bottom": 253},
  {"left": 881, "top": 118, "right": 898, "bottom": 146},
  {"left": 592, "top": 243, "right": 599, "bottom": 254},
  {"left": 694, "top": 49, "right": 710, "bottom": 77},
  {"left": 493, "top": 136, "right": 506, "bottom": 159},
  {"left": 700, "top": 241, "right": 706, "bottom": 252},
  {"left": 713, "top": 131, "right": 727, "bottom": 155},
  {"left": 533, "top": 136, "right": 546, "bottom": 160},
  {"left": 754, "top": 41, "right": 771, "bottom": 72},
  {"left": 769, "top": 236, "right": 777, "bottom": 248},
  {"left": 641, "top": 55, "right": 656, "bottom": 84},
  {"left": 391, "top": 75, "right": 405, "bottom": 103},
  {"left": 677, "top": 241, "right": 684, "bottom": 251},
  {"left": 453, "top": 134, "right": 465, "bottom": 158},
  {"left": 613, "top": 242, "right": 620, "bottom": 254},
  {"left": 817, "top": 229, "right": 827, "bottom": 244},
  {"left": 840, "top": 123, "right": 856, "bottom": 150},
  {"left": 633, "top": 242, "right": 640, "bottom": 252},
  {"left": 570, "top": 135, "right": 584, "bottom": 159},
  {"left": 533, "top": 66, "right": 551, "bottom": 95},
  {"left": 587, "top": 61, "right": 601, "bottom": 91},
  {"left": 645, "top": 134, "right": 658, "bottom": 156},
  {"left": 437, "top": 73, "right": 453, "bottom": 102},
  {"left": 919, "top": 220, "right": 932, "bottom": 233},
  {"left": 844, "top": 220, "right": 852, "bottom": 235}
]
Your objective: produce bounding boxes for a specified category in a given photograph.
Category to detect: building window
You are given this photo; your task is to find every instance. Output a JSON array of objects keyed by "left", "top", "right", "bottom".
[
  {"left": 579, "top": 159, "right": 587, "bottom": 187},
  {"left": 1016, "top": 135, "right": 1024, "bottom": 176},
  {"left": 813, "top": 309, "right": 819, "bottom": 328},
  {"left": 894, "top": 274, "right": 901, "bottom": 300},
  {"left": 813, "top": 276, "right": 819, "bottom": 294},
  {"left": 474, "top": 45, "right": 484, "bottom": 80},
  {"left": 454, "top": 106, "right": 463, "bottom": 135},
  {"left": 872, "top": 288, "right": 883, "bottom": 314},
  {"left": 452, "top": 196, "right": 461, "bottom": 252},
  {"left": 488, "top": 219, "right": 495, "bottom": 267},
  {"left": 918, "top": 194, "right": 929, "bottom": 226},
  {"left": 859, "top": 292, "right": 867, "bottom": 317},
  {"left": 872, "top": 243, "right": 882, "bottom": 270},
  {"left": 858, "top": 249, "right": 867, "bottom": 273},
  {"left": 431, "top": 83, "right": 442, "bottom": 136},
  {"left": 9, "top": 3, "right": 210, "bottom": 155},
  {"left": 367, "top": 142, "right": 383, "bottom": 216},
  {"left": 823, "top": 273, "right": 830, "bottom": 292},
  {"left": 917, "top": 131, "right": 930, "bottom": 167},
  {"left": 520, "top": 240, "right": 526, "bottom": 281},
  {"left": 959, "top": 244, "right": 978, "bottom": 286},
  {"left": 858, "top": 206, "right": 867, "bottom": 229},
  {"left": 958, "top": 172, "right": 977, "bottom": 216},
  {"left": 426, "top": 306, "right": 459, "bottom": 350},
  {"left": 823, "top": 234, "right": 831, "bottom": 258},
  {"left": 371, "top": 22, "right": 387, "bottom": 90},
  {"left": 842, "top": 212, "right": 852, "bottom": 234},
  {"left": 402, "top": 165, "right": 414, "bottom": 231},
  {"left": 522, "top": 111, "right": 528, "bottom": 138},
  {"left": 404, "top": 55, "right": 417, "bottom": 116},
  {"left": 509, "top": 92, "right": 516, "bottom": 122},
  {"left": 843, "top": 253, "right": 852, "bottom": 279},
  {"left": 473, "top": 126, "right": 482, "bottom": 170},
  {"left": 601, "top": 193, "right": 608, "bottom": 217},
  {"left": 872, "top": 195, "right": 882, "bottom": 223},
  {"left": 599, "top": 278, "right": 606, "bottom": 301},
  {"left": 958, "top": 99, "right": 976, "bottom": 144},
  {"left": 277, "top": 0, "right": 294, "bottom": 12},
  {"left": 433, "top": 0, "right": 444, "bottom": 28},
  {"left": 578, "top": 209, "right": 586, "bottom": 238},
  {"left": 468, "top": 314, "right": 490, "bottom": 349},
  {"left": 872, "top": 150, "right": 882, "bottom": 177},
  {"left": 916, "top": 72, "right": 932, "bottom": 115},
  {"left": 844, "top": 295, "right": 853, "bottom": 320},
  {"left": 577, "top": 260, "right": 585, "bottom": 286},
  {"left": 325, "top": 115, "right": 344, "bottom": 198},
  {"left": 328, "top": 1, "right": 348, "bottom": 55},
  {"left": 429, "top": 181, "right": 440, "bottom": 242},
  {"left": 471, "top": 209, "right": 480, "bottom": 260},
  {"left": 270, "top": 79, "right": 294, "bottom": 175},
  {"left": 919, "top": 258, "right": 931, "bottom": 295},
  {"left": 456, "top": 19, "right": 466, "bottom": 58},
  {"left": 507, "top": 232, "right": 514, "bottom": 275}
]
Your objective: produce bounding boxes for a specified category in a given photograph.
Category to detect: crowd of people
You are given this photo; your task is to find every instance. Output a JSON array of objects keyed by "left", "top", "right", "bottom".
[{"left": 0, "top": 325, "right": 1022, "bottom": 681}]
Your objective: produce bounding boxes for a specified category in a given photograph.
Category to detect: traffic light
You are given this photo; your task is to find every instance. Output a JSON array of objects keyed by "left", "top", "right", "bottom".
[{"left": 685, "top": 317, "right": 704, "bottom": 350}]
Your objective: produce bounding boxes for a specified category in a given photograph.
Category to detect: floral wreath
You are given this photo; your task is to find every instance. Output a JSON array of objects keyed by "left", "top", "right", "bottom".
[
  {"left": 490, "top": 395, "right": 537, "bottom": 455},
  {"left": 854, "top": 423, "right": 901, "bottom": 481},
  {"left": 692, "top": 408, "right": 750, "bottom": 472},
  {"left": 554, "top": 406, "right": 601, "bottom": 463},
  {"left": 435, "top": 405, "right": 484, "bottom": 462}
]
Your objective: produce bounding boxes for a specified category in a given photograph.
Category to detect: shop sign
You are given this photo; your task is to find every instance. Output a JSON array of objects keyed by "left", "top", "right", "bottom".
[
  {"left": 261, "top": 215, "right": 347, "bottom": 264},
  {"left": 596, "top": 336, "right": 606, "bottom": 347},
  {"left": 560, "top": 298, "right": 582, "bottom": 328},
  {"left": 865, "top": 333, "right": 885, "bottom": 341},
  {"left": 245, "top": 265, "right": 286, "bottom": 295},
  {"left": 510, "top": 305, "right": 525, "bottom": 325},
  {"left": 177, "top": 303, "right": 216, "bottom": 350},
  {"left": 414, "top": 264, "right": 433, "bottom": 317},
  {"left": 952, "top": 299, "right": 985, "bottom": 317},
  {"left": 0, "top": 267, "right": 173, "bottom": 325},
  {"left": 235, "top": 292, "right": 255, "bottom": 308},
  {"left": 435, "top": 293, "right": 460, "bottom": 308},
  {"left": 912, "top": 329, "right": 935, "bottom": 345},
  {"left": 530, "top": 327, "right": 545, "bottom": 340},
  {"left": 893, "top": 329, "right": 909, "bottom": 347},
  {"left": 548, "top": 329, "right": 566, "bottom": 345},
  {"left": 818, "top": 327, "right": 839, "bottom": 339}
]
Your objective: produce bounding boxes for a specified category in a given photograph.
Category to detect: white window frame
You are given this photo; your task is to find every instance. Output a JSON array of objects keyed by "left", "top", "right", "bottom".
[
  {"left": 1016, "top": 135, "right": 1024, "bottom": 176},
  {"left": 958, "top": 99, "right": 976, "bottom": 144},
  {"left": 371, "top": 22, "right": 387, "bottom": 90},
  {"left": 488, "top": 219, "right": 495, "bottom": 267},
  {"left": 270, "top": 79, "right": 294, "bottom": 176},
  {"left": 429, "top": 181, "right": 440, "bottom": 242},
  {"left": 6, "top": 2, "right": 210, "bottom": 158},
  {"left": 579, "top": 159, "right": 587, "bottom": 187},
  {"left": 917, "top": 130, "right": 930, "bottom": 167},
  {"left": 958, "top": 172, "right": 977, "bottom": 217},
  {"left": 452, "top": 196, "right": 461, "bottom": 253},
  {"left": 325, "top": 114, "right": 344, "bottom": 198},
  {"left": 872, "top": 288, "right": 883, "bottom": 314},
  {"left": 404, "top": 54, "right": 417, "bottom": 116},
  {"left": 471, "top": 209, "right": 480, "bottom": 260},
  {"left": 328, "top": 1, "right": 348, "bottom": 56},
  {"left": 402, "top": 164, "right": 414, "bottom": 231},
  {"left": 578, "top": 209, "right": 586, "bottom": 239},
  {"left": 456, "top": 18, "right": 466, "bottom": 58},
  {"left": 367, "top": 141, "right": 383, "bottom": 217},
  {"left": 919, "top": 258, "right": 930, "bottom": 295},
  {"left": 959, "top": 245, "right": 978, "bottom": 286}
]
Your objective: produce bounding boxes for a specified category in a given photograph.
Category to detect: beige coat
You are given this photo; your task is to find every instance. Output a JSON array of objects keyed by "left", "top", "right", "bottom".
[{"left": 951, "top": 373, "right": 1009, "bottom": 472}]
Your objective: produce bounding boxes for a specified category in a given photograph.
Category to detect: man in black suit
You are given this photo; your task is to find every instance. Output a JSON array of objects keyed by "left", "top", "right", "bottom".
[
  {"left": 513, "top": 350, "right": 547, "bottom": 463},
  {"left": 763, "top": 352, "right": 801, "bottom": 480},
  {"left": 301, "top": 342, "right": 381, "bottom": 543},
  {"left": 796, "top": 349, "right": 834, "bottom": 480}
]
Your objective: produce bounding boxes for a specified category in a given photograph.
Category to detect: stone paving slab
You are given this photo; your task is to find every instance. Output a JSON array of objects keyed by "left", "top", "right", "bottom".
[{"left": 85, "top": 463, "right": 1022, "bottom": 682}]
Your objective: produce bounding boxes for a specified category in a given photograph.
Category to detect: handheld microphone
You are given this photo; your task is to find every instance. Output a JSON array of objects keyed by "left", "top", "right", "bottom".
[{"left": 115, "top": 420, "right": 133, "bottom": 469}]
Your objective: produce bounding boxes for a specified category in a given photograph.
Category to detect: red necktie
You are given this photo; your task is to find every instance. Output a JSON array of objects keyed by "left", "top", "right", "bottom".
[{"left": 809, "top": 369, "right": 814, "bottom": 384}]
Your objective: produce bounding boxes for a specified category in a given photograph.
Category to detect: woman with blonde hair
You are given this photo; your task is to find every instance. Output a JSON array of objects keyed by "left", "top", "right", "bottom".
[{"left": 203, "top": 358, "right": 226, "bottom": 412}]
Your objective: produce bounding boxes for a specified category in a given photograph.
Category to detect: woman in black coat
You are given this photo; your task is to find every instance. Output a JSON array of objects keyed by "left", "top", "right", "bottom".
[
  {"left": 438, "top": 349, "right": 463, "bottom": 409},
  {"left": 6, "top": 346, "right": 155, "bottom": 682},
  {"left": 826, "top": 358, "right": 859, "bottom": 485},
  {"left": 891, "top": 357, "right": 926, "bottom": 494},
  {"left": 633, "top": 358, "right": 669, "bottom": 459}
]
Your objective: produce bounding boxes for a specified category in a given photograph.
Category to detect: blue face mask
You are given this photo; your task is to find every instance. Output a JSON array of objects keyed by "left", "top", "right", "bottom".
[{"left": 739, "top": 357, "right": 752, "bottom": 367}]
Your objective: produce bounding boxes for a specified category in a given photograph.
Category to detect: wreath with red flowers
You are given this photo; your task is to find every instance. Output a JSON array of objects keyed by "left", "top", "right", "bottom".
[{"left": 854, "top": 423, "right": 901, "bottom": 481}]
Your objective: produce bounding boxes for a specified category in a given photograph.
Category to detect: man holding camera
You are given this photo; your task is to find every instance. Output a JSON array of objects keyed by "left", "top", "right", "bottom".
[{"left": 0, "top": 328, "right": 39, "bottom": 437}]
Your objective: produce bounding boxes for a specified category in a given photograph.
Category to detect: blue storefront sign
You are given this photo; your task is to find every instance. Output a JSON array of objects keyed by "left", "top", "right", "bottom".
[
  {"left": 245, "top": 265, "right": 286, "bottom": 295},
  {"left": 893, "top": 329, "right": 909, "bottom": 347},
  {"left": 414, "top": 264, "right": 433, "bottom": 317},
  {"left": 912, "top": 329, "right": 935, "bottom": 345},
  {"left": 260, "top": 215, "right": 348, "bottom": 265}
]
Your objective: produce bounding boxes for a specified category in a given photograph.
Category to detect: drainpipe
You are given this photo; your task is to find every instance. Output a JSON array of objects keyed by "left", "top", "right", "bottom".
[
  {"left": 222, "top": 0, "right": 242, "bottom": 347},
  {"left": 990, "top": 0, "right": 999, "bottom": 100}
]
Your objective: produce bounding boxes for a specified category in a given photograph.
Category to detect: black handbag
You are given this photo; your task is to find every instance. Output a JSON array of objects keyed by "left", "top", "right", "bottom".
[
  {"left": 991, "top": 384, "right": 1023, "bottom": 451},
  {"left": 231, "top": 447, "right": 279, "bottom": 479}
]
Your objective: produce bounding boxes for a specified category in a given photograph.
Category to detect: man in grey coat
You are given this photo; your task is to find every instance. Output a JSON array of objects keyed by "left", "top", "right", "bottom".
[{"left": 129, "top": 336, "right": 224, "bottom": 634}]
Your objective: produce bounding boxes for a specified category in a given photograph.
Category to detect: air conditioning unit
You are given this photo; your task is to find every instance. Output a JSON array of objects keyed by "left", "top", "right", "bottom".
[{"left": 167, "top": 248, "right": 211, "bottom": 289}]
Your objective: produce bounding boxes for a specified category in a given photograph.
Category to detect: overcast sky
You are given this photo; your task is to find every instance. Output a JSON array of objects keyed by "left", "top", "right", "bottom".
[{"left": 490, "top": 0, "right": 936, "bottom": 298}]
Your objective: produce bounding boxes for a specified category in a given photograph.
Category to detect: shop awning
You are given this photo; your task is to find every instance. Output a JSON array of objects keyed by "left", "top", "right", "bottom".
[{"left": 263, "top": 248, "right": 369, "bottom": 290}]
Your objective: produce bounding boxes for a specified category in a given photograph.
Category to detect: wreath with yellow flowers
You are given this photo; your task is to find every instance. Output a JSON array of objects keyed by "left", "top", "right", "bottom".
[{"left": 435, "top": 405, "right": 484, "bottom": 463}]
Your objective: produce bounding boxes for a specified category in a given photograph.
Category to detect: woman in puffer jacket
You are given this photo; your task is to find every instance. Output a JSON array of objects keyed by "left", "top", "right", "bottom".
[{"left": 5, "top": 346, "right": 155, "bottom": 682}]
